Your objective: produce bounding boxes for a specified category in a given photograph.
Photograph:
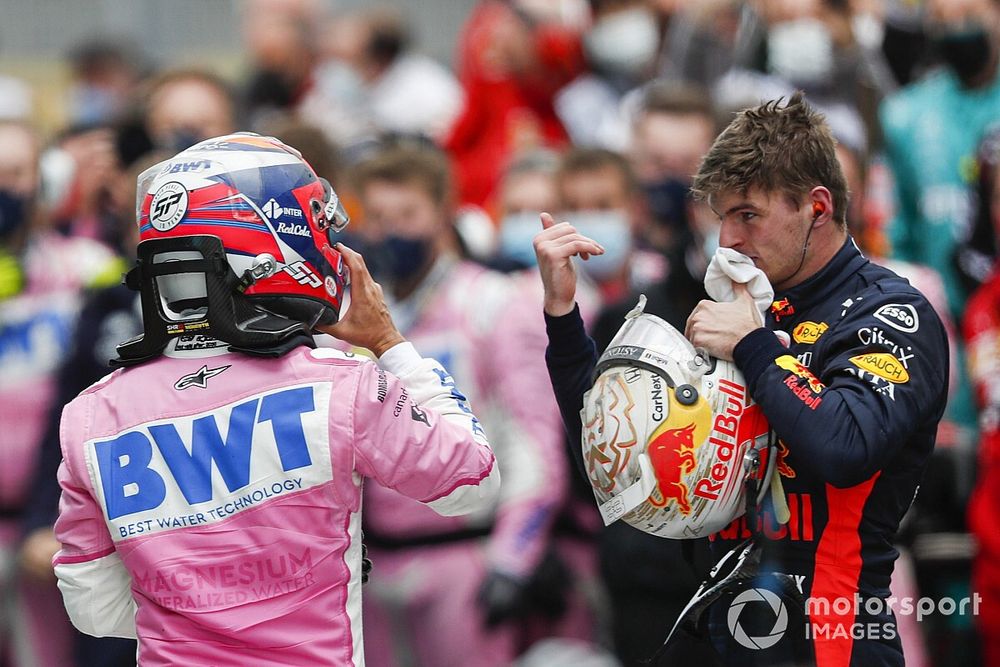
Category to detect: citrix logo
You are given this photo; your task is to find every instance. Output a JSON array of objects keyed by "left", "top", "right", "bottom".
[{"left": 94, "top": 387, "right": 315, "bottom": 520}]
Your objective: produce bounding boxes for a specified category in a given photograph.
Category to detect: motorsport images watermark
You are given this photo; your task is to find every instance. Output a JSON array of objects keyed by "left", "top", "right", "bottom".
[{"left": 727, "top": 589, "right": 982, "bottom": 649}]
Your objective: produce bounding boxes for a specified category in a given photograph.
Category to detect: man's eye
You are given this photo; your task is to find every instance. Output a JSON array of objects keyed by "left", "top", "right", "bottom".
[{"left": 740, "top": 211, "right": 757, "bottom": 222}]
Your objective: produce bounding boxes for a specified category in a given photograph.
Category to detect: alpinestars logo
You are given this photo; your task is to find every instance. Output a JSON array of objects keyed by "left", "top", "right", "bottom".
[{"left": 174, "top": 365, "right": 231, "bottom": 390}]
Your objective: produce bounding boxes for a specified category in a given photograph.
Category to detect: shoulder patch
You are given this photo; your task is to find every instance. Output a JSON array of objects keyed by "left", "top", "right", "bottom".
[{"left": 873, "top": 303, "right": 919, "bottom": 333}]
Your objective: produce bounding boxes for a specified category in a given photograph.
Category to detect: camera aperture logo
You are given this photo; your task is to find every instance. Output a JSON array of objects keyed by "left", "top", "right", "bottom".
[
  {"left": 726, "top": 589, "right": 981, "bottom": 649},
  {"left": 727, "top": 588, "right": 788, "bottom": 650}
]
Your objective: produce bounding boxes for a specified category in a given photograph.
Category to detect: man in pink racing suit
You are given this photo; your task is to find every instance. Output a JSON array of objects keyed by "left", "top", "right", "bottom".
[
  {"left": 0, "top": 119, "right": 120, "bottom": 667},
  {"left": 351, "top": 146, "right": 575, "bottom": 665},
  {"left": 53, "top": 133, "right": 499, "bottom": 666}
]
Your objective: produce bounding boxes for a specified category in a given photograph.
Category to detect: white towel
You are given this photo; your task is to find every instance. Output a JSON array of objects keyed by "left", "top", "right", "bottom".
[
  {"left": 703, "top": 247, "right": 790, "bottom": 347},
  {"left": 704, "top": 247, "right": 774, "bottom": 316}
]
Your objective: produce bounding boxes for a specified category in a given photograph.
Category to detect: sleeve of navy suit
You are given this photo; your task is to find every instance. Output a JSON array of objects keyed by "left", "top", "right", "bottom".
[
  {"left": 543, "top": 304, "right": 599, "bottom": 485},
  {"left": 733, "top": 289, "right": 949, "bottom": 489}
]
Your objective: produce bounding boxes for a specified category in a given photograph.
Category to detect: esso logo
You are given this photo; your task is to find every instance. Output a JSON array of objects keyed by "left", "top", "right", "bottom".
[
  {"left": 873, "top": 304, "right": 919, "bottom": 333},
  {"left": 149, "top": 182, "right": 188, "bottom": 231}
]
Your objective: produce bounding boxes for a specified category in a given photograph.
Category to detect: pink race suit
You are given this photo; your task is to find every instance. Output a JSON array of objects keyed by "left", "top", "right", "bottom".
[
  {"left": 360, "top": 258, "right": 581, "bottom": 667},
  {"left": 53, "top": 340, "right": 499, "bottom": 667},
  {"left": 1, "top": 232, "right": 117, "bottom": 667}
]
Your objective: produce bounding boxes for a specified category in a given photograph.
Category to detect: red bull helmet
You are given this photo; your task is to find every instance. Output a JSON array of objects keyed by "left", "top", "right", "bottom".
[
  {"left": 114, "top": 133, "right": 350, "bottom": 365},
  {"left": 581, "top": 296, "right": 777, "bottom": 539}
]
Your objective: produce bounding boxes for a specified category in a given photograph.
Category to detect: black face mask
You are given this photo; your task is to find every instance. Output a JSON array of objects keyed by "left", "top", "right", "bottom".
[
  {"left": 162, "top": 128, "right": 203, "bottom": 154},
  {"left": 934, "top": 26, "right": 993, "bottom": 84},
  {"left": 0, "top": 189, "right": 30, "bottom": 242},
  {"left": 642, "top": 178, "right": 690, "bottom": 230},
  {"left": 367, "top": 234, "right": 433, "bottom": 286}
]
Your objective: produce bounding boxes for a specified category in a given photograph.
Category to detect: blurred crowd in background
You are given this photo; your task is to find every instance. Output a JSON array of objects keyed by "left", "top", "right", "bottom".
[{"left": 1, "top": 0, "right": 999, "bottom": 665}]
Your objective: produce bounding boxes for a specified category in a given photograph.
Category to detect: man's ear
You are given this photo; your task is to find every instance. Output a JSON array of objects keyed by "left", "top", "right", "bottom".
[{"left": 808, "top": 186, "right": 834, "bottom": 227}]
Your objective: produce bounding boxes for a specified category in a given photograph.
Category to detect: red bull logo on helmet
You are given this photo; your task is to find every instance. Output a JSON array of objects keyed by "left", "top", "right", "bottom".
[
  {"left": 647, "top": 422, "right": 700, "bottom": 515},
  {"left": 693, "top": 379, "right": 768, "bottom": 503}
]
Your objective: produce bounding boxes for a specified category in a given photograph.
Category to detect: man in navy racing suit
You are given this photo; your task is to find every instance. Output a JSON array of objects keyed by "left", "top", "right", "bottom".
[{"left": 535, "top": 94, "right": 949, "bottom": 666}]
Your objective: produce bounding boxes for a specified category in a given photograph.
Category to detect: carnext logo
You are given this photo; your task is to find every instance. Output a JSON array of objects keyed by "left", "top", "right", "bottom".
[{"left": 91, "top": 385, "right": 333, "bottom": 533}]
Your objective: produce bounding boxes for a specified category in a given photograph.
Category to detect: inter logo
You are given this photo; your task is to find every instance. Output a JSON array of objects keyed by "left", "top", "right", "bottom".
[{"left": 263, "top": 198, "right": 283, "bottom": 219}]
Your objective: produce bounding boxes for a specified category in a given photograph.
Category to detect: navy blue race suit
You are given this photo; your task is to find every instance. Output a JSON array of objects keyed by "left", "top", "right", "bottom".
[{"left": 543, "top": 238, "right": 949, "bottom": 666}]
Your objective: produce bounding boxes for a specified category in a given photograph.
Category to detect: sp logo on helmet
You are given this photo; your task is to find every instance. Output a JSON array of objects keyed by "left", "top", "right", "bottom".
[{"left": 149, "top": 182, "right": 188, "bottom": 231}]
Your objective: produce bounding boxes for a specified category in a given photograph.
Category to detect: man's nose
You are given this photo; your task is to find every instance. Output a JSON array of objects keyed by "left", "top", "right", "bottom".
[{"left": 719, "top": 220, "right": 742, "bottom": 249}]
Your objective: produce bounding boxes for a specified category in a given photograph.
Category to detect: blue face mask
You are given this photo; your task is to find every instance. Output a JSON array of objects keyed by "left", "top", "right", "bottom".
[
  {"left": 567, "top": 210, "right": 632, "bottom": 281},
  {"left": 498, "top": 212, "right": 543, "bottom": 268},
  {"left": 376, "top": 234, "right": 433, "bottom": 285},
  {"left": 69, "top": 84, "right": 120, "bottom": 127},
  {"left": 0, "top": 189, "right": 30, "bottom": 241}
]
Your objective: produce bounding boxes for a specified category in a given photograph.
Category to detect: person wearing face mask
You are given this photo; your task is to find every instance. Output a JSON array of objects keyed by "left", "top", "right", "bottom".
[
  {"left": 591, "top": 82, "right": 720, "bottom": 355},
  {"left": 492, "top": 149, "right": 615, "bottom": 657},
  {"left": 143, "top": 69, "right": 237, "bottom": 154},
  {"left": 65, "top": 37, "right": 146, "bottom": 129},
  {"left": 881, "top": 0, "right": 1000, "bottom": 315},
  {"left": 715, "top": 0, "right": 895, "bottom": 155},
  {"left": 567, "top": 83, "right": 719, "bottom": 667},
  {"left": 0, "top": 121, "right": 119, "bottom": 667},
  {"left": 628, "top": 82, "right": 718, "bottom": 259},
  {"left": 582, "top": 81, "right": 718, "bottom": 344},
  {"left": 495, "top": 149, "right": 567, "bottom": 271},
  {"left": 350, "top": 146, "right": 584, "bottom": 666},
  {"left": 555, "top": 0, "right": 663, "bottom": 149},
  {"left": 880, "top": 0, "right": 1000, "bottom": 480},
  {"left": 554, "top": 147, "right": 664, "bottom": 308}
]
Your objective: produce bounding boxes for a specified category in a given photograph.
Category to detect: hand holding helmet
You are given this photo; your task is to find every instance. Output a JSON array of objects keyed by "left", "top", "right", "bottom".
[
  {"left": 317, "top": 242, "right": 405, "bottom": 358},
  {"left": 685, "top": 283, "right": 763, "bottom": 361},
  {"left": 116, "top": 133, "right": 354, "bottom": 364}
]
